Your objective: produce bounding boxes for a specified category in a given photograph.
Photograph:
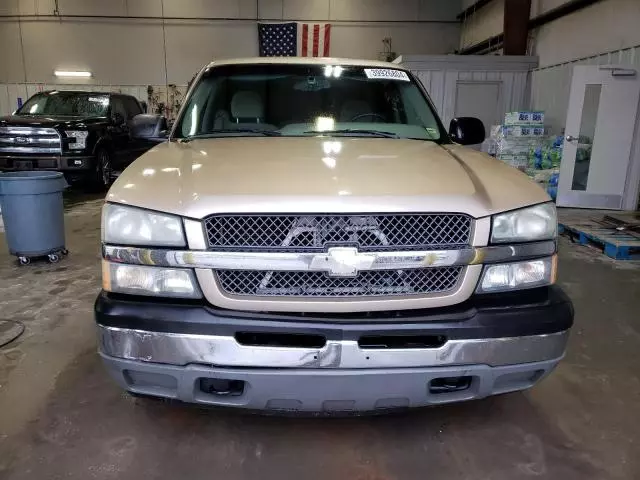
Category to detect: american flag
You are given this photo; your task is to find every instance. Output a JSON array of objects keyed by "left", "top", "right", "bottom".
[{"left": 258, "top": 22, "right": 332, "bottom": 57}]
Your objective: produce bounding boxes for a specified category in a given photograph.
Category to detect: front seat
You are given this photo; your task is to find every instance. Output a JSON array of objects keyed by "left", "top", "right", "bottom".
[{"left": 231, "top": 91, "right": 265, "bottom": 126}]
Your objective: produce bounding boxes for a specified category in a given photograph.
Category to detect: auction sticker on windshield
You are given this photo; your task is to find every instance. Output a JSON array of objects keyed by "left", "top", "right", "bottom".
[{"left": 364, "top": 69, "right": 410, "bottom": 82}]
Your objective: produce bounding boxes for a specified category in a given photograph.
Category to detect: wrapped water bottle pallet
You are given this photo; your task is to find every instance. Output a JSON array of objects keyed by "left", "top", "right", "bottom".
[{"left": 559, "top": 222, "right": 640, "bottom": 260}]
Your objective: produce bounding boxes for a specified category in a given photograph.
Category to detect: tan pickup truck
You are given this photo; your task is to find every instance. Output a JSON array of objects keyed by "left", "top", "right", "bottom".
[{"left": 96, "top": 57, "right": 573, "bottom": 413}]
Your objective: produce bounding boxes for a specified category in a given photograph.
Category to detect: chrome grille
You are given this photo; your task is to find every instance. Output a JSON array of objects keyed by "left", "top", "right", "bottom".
[
  {"left": 205, "top": 214, "right": 472, "bottom": 251},
  {"left": 216, "top": 267, "right": 464, "bottom": 297},
  {"left": 0, "top": 126, "right": 62, "bottom": 154}
]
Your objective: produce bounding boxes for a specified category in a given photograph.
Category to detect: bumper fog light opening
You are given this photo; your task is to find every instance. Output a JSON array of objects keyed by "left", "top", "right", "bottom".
[
  {"left": 200, "top": 378, "right": 245, "bottom": 397},
  {"left": 429, "top": 376, "right": 473, "bottom": 394}
]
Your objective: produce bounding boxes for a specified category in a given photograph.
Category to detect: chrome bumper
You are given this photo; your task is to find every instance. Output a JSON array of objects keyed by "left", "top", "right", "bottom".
[
  {"left": 102, "top": 241, "right": 557, "bottom": 271},
  {"left": 98, "top": 325, "right": 569, "bottom": 369}
]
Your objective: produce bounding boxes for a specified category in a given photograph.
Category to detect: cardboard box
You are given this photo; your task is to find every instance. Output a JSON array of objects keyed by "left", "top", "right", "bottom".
[
  {"left": 504, "top": 111, "right": 544, "bottom": 126},
  {"left": 501, "top": 125, "right": 545, "bottom": 137}
]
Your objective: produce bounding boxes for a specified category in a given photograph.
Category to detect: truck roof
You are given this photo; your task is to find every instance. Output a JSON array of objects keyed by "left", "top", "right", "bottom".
[
  {"left": 36, "top": 90, "right": 127, "bottom": 96},
  {"left": 206, "top": 57, "right": 408, "bottom": 70}
]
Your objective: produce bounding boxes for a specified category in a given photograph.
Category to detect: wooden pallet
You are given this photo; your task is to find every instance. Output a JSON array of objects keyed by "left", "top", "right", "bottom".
[{"left": 559, "top": 222, "right": 640, "bottom": 260}]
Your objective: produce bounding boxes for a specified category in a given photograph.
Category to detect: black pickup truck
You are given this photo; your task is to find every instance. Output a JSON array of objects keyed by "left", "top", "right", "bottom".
[{"left": 0, "top": 91, "right": 167, "bottom": 189}]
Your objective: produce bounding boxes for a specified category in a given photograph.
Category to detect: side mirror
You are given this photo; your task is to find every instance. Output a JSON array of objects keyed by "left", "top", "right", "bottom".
[
  {"left": 130, "top": 114, "right": 169, "bottom": 142},
  {"left": 112, "top": 112, "right": 125, "bottom": 126},
  {"left": 449, "top": 117, "right": 486, "bottom": 145}
]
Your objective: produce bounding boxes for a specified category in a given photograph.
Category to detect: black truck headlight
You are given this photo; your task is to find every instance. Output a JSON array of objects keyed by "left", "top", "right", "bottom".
[{"left": 65, "top": 130, "right": 89, "bottom": 150}]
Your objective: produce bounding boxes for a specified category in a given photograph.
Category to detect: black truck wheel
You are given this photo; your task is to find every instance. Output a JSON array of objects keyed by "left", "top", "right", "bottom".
[{"left": 89, "top": 148, "right": 113, "bottom": 191}]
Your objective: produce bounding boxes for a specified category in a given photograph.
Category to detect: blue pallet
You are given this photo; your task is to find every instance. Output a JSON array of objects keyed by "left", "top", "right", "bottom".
[{"left": 559, "top": 222, "right": 640, "bottom": 260}]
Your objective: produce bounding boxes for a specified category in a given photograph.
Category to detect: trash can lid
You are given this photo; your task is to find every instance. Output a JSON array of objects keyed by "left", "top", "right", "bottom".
[
  {"left": 0, "top": 171, "right": 68, "bottom": 195},
  {"left": 0, "top": 171, "right": 64, "bottom": 181}
]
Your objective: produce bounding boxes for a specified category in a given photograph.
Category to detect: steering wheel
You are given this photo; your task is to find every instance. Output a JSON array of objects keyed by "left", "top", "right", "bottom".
[{"left": 350, "top": 112, "right": 386, "bottom": 122}]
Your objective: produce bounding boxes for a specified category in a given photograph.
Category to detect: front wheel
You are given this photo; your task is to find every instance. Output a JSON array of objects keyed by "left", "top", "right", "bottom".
[{"left": 89, "top": 148, "right": 113, "bottom": 191}]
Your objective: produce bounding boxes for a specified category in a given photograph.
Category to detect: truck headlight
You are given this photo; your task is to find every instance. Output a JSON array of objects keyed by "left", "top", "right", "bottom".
[
  {"left": 65, "top": 130, "right": 89, "bottom": 150},
  {"left": 491, "top": 203, "right": 557, "bottom": 243},
  {"left": 103, "top": 261, "right": 201, "bottom": 298},
  {"left": 102, "top": 204, "right": 185, "bottom": 247},
  {"left": 477, "top": 256, "right": 556, "bottom": 293}
]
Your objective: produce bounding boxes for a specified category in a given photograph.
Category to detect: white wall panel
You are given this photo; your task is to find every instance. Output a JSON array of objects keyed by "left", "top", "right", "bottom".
[
  {"left": 533, "top": 0, "right": 640, "bottom": 68},
  {"left": 17, "top": 0, "right": 55, "bottom": 15},
  {"left": 1, "top": 0, "right": 19, "bottom": 15},
  {"left": 258, "top": 0, "right": 285, "bottom": 19},
  {"left": 125, "top": 0, "right": 163, "bottom": 17},
  {"left": 331, "top": 0, "right": 420, "bottom": 21},
  {"left": 331, "top": 23, "right": 460, "bottom": 59},
  {"left": 58, "top": 0, "right": 128, "bottom": 16},
  {"left": 418, "top": 0, "right": 462, "bottom": 22},
  {"left": 531, "top": 46, "right": 640, "bottom": 134},
  {"left": 0, "top": 21, "right": 25, "bottom": 83},
  {"left": 18, "top": 18, "right": 166, "bottom": 85},
  {"left": 161, "top": 0, "right": 257, "bottom": 19},
  {"left": 283, "top": 0, "right": 330, "bottom": 20},
  {"left": 164, "top": 21, "right": 259, "bottom": 84}
]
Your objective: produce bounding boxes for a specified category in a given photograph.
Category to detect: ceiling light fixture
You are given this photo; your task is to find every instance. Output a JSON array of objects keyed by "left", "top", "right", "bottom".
[{"left": 54, "top": 70, "right": 92, "bottom": 78}]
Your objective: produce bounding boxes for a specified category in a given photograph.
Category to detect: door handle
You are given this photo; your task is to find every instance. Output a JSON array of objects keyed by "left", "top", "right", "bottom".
[{"left": 565, "top": 135, "right": 578, "bottom": 142}]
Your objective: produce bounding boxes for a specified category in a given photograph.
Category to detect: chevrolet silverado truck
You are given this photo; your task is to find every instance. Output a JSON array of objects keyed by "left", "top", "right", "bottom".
[
  {"left": 0, "top": 90, "right": 166, "bottom": 189},
  {"left": 96, "top": 58, "right": 573, "bottom": 413}
]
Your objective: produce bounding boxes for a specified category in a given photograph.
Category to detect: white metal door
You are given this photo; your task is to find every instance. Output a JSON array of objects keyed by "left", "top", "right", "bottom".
[{"left": 557, "top": 65, "right": 640, "bottom": 209}]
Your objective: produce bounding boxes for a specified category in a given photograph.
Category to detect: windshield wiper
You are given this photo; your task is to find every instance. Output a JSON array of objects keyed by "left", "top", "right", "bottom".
[
  {"left": 303, "top": 129, "right": 400, "bottom": 138},
  {"left": 181, "top": 129, "right": 282, "bottom": 142}
]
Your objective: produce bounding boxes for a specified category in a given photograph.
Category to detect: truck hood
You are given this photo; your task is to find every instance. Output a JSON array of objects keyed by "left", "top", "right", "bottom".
[
  {"left": 107, "top": 137, "right": 549, "bottom": 219},
  {"left": 0, "top": 115, "right": 108, "bottom": 129}
]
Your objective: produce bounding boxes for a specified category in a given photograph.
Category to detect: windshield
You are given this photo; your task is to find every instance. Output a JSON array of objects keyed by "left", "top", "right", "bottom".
[
  {"left": 174, "top": 64, "right": 444, "bottom": 141},
  {"left": 18, "top": 92, "right": 110, "bottom": 116}
]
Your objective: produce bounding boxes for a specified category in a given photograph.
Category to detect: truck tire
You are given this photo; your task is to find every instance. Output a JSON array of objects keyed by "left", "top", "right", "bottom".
[{"left": 89, "top": 148, "right": 113, "bottom": 191}]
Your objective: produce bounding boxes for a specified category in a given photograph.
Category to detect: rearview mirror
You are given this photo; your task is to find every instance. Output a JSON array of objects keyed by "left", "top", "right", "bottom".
[
  {"left": 130, "top": 114, "right": 169, "bottom": 142},
  {"left": 448, "top": 117, "right": 486, "bottom": 145}
]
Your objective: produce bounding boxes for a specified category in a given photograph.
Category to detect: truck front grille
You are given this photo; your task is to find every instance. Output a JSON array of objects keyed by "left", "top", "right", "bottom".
[
  {"left": 0, "top": 126, "right": 62, "bottom": 154},
  {"left": 215, "top": 267, "right": 464, "bottom": 297},
  {"left": 204, "top": 213, "right": 472, "bottom": 251}
]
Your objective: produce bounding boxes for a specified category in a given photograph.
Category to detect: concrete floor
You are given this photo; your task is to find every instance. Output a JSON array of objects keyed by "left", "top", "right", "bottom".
[{"left": 1, "top": 198, "right": 639, "bottom": 480}]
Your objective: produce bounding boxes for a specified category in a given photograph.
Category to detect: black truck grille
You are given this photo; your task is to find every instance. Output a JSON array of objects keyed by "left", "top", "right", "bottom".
[{"left": 0, "top": 126, "right": 61, "bottom": 154}]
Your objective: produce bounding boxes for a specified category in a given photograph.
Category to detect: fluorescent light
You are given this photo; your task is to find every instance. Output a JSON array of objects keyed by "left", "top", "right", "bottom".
[{"left": 54, "top": 70, "right": 92, "bottom": 78}]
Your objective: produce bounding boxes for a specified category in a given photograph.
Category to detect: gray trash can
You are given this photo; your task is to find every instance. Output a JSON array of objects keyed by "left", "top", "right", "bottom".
[{"left": 0, "top": 171, "right": 68, "bottom": 265}]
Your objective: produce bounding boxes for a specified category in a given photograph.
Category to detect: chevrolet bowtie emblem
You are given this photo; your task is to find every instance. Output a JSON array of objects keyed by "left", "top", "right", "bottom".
[{"left": 309, "top": 247, "right": 376, "bottom": 277}]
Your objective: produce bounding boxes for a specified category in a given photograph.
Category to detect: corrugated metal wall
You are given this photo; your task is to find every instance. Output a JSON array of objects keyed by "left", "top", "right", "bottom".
[
  {"left": 531, "top": 45, "right": 640, "bottom": 134},
  {"left": 400, "top": 56, "right": 536, "bottom": 128},
  {"left": 414, "top": 69, "right": 530, "bottom": 127}
]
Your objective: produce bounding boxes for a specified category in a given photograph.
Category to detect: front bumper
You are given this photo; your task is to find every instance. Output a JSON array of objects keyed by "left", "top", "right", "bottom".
[
  {"left": 0, "top": 154, "right": 94, "bottom": 172},
  {"left": 95, "top": 286, "right": 573, "bottom": 412}
]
